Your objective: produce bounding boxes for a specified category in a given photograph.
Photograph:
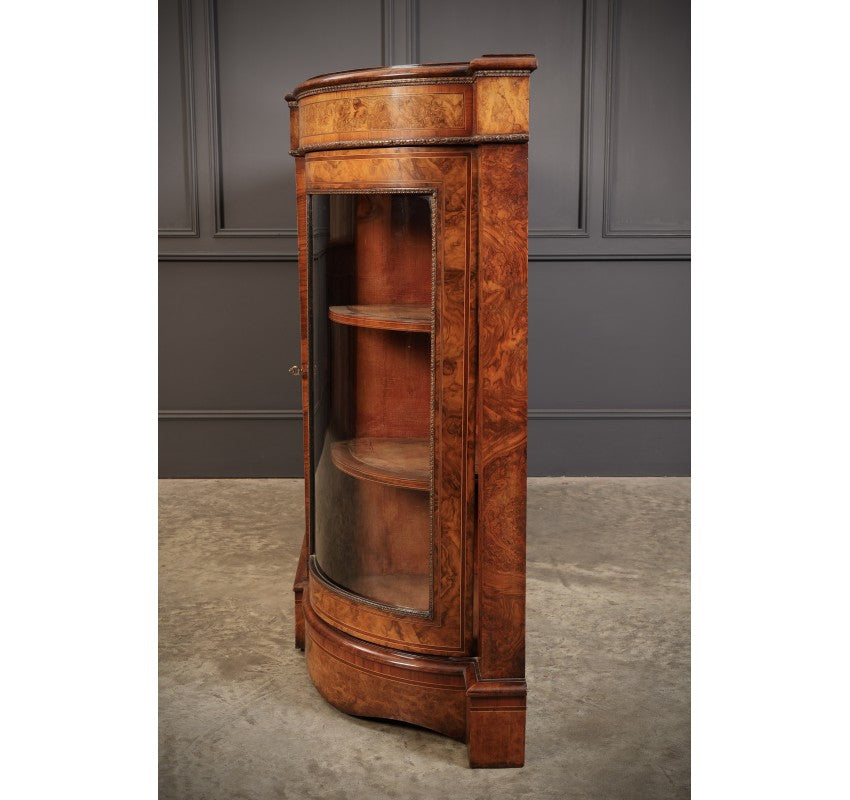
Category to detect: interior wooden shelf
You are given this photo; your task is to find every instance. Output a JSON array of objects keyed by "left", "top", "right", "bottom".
[
  {"left": 328, "top": 304, "right": 431, "bottom": 333},
  {"left": 345, "top": 573, "right": 430, "bottom": 612},
  {"left": 330, "top": 437, "right": 430, "bottom": 490}
]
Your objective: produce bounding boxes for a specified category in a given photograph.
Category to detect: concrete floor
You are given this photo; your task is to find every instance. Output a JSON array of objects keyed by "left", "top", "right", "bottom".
[{"left": 159, "top": 478, "right": 690, "bottom": 800}]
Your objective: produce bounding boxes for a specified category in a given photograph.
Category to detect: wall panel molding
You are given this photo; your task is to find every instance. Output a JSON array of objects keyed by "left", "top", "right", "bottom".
[
  {"left": 382, "top": 0, "right": 420, "bottom": 66},
  {"left": 602, "top": 0, "right": 690, "bottom": 239},
  {"left": 159, "top": 252, "right": 687, "bottom": 263},
  {"left": 529, "top": 0, "right": 593, "bottom": 239},
  {"left": 159, "top": 0, "right": 200, "bottom": 238},
  {"left": 160, "top": 409, "right": 302, "bottom": 420},
  {"left": 159, "top": 408, "right": 689, "bottom": 422},
  {"left": 159, "top": 251, "right": 298, "bottom": 261},
  {"left": 206, "top": 0, "right": 297, "bottom": 238},
  {"left": 529, "top": 408, "right": 690, "bottom": 420},
  {"left": 529, "top": 253, "right": 689, "bottom": 261}
]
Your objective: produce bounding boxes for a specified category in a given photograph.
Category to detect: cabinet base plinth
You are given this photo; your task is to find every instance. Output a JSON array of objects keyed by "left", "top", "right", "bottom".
[
  {"left": 301, "top": 591, "right": 526, "bottom": 766},
  {"left": 304, "top": 594, "right": 469, "bottom": 740}
]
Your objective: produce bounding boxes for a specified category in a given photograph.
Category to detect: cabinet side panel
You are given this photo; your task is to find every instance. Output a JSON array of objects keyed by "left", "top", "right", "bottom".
[
  {"left": 476, "top": 143, "right": 528, "bottom": 680},
  {"left": 473, "top": 76, "right": 530, "bottom": 136}
]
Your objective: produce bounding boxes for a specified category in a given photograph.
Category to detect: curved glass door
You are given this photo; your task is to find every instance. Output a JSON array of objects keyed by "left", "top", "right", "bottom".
[{"left": 308, "top": 192, "right": 434, "bottom": 615}]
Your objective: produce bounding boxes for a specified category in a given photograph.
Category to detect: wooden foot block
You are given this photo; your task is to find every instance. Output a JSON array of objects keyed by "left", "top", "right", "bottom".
[{"left": 466, "top": 681, "right": 526, "bottom": 768}]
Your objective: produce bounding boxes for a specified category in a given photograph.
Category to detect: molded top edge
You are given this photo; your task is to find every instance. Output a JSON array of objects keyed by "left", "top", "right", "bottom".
[{"left": 286, "top": 54, "right": 537, "bottom": 100}]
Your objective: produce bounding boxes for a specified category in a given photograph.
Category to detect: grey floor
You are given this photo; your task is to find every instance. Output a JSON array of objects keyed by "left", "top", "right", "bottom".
[{"left": 159, "top": 478, "right": 690, "bottom": 800}]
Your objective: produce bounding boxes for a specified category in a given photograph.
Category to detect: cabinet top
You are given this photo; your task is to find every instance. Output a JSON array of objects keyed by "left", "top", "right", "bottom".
[
  {"left": 287, "top": 55, "right": 537, "bottom": 156},
  {"left": 286, "top": 54, "right": 537, "bottom": 101}
]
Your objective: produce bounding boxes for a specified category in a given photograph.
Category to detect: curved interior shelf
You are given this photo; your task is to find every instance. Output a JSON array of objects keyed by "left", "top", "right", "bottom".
[
  {"left": 331, "top": 437, "right": 430, "bottom": 491},
  {"left": 345, "top": 573, "right": 430, "bottom": 612},
  {"left": 328, "top": 304, "right": 431, "bottom": 333}
]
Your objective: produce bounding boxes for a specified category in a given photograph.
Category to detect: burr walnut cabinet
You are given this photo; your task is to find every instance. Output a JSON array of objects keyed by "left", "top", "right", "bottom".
[{"left": 286, "top": 55, "right": 536, "bottom": 768}]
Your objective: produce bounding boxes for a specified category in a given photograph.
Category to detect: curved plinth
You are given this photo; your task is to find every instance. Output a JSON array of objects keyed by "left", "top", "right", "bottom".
[
  {"left": 303, "top": 591, "right": 470, "bottom": 740},
  {"left": 302, "top": 587, "right": 527, "bottom": 767}
]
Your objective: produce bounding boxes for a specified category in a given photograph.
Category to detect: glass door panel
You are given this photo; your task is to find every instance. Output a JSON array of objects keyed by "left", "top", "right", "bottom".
[{"left": 308, "top": 193, "right": 434, "bottom": 615}]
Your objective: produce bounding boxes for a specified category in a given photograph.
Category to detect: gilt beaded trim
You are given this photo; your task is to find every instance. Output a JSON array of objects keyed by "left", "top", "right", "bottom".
[
  {"left": 289, "top": 76, "right": 475, "bottom": 102},
  {"left": 471, "top": 69, "right": 532, "bottom": 77},
  {"left": 290, "top": 133, "right": 529, "bottom": 157}
]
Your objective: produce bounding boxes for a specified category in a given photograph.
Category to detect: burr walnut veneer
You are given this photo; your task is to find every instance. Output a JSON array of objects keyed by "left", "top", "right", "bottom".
[{"left": 287, "top": 55, "right": 536, "bottom": 768}]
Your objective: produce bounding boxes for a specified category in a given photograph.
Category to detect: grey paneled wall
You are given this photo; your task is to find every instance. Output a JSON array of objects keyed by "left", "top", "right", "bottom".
[
  {"left": 159, "top": 0, "right": 690, "bottom": 477},
  {"left": 159, "top": 0, "right": 385, "bottom": 477}
]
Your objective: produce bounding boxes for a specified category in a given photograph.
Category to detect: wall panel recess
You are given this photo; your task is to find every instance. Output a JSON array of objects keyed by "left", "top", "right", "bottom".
[
  {"left": 158, "top": 261, "right": 303, "bottom": 477},
  {"left": 603, "top": 0, "right": 690, "bottom": 236},
  {"left": 528, "top": 259, "right": 690, "bottom": 476},
  {"left": 419, "top": 0, "right": 589, "bottom": 235},
  {"left": 210, "top": 0, "right": 383, "bottom": 236}
]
